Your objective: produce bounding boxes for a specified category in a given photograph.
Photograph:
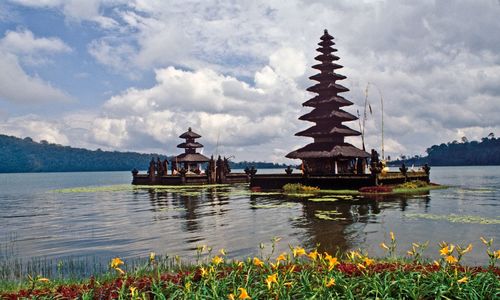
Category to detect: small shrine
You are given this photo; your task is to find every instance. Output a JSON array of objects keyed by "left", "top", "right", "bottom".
[
  {"left": 286, "top": 30, "right": 369, "bottom": 175},
  {"left": 175, "top": 127, "right": 210, "bottom": 173}
]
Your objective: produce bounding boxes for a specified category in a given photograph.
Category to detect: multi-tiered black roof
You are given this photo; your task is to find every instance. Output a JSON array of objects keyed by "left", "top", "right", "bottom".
[
  {"left": 176, "top": 127, "right": 210, "bottom": 163},
  {"left": 286, "top": 30, "right": 369, "bottom": 160}
]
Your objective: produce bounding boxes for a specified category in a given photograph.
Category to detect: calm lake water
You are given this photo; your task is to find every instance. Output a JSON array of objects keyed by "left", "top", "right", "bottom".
[{"left": 0, "top": 166, "right": 499, "bottom": 278}]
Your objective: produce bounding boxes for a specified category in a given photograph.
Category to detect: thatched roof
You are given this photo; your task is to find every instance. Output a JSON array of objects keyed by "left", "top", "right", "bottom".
[
  {"left": 286, "top": 142, "right": 369, "bottom": 159},
  {"left": 312, "top": 62, "right": 343, "bottom": 71},
  {"left": 296, "top": 124, "right": 361, "bottom": 137},
  {"left": 306, "top": 82, "right": 349, "bottom": 94},
  {"left": 303, "top": 95, "right": 353, "bottom": 107},
  {"left": 309, "top": 73, "right": 346, "bottom": 82},
  {"left": 314, "top": 53, "right": 340, "bottom": 62},
  {"left": 177, "top": 142, "right": 204, "bottom": 148},
  {"left": 179, "top": 127, "right": 201, "bottom": 139},
  {"left": 176, "top": 153, "right": 210, "bottom": 163},
  {"left": 299, "top": 109, "right": 357, "bottom": 122}
]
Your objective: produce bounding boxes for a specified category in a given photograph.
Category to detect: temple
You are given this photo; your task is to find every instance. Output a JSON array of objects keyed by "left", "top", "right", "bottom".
[
  {"left": 175, "top": 127, "right": 210, "bottom": 174},
  {"left": 132, "top": 128, "right": 248, "bottom": 185},
  {"left": 286, "top": 30, "right": 369, "bottom": 174}
]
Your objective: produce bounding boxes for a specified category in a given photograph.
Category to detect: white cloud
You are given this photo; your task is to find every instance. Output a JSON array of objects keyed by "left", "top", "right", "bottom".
[
  {"left": 0, "top": 29, "right": 73, "bottom": 104},
  {"left": 0, "top": 29, "right": 71, "bottom": 54},
  {"left": 0, "top": 52, "right": 72, "bottom": 103},
  {"left": 3, "top": 0, "right": 500, "bottom": 161}
]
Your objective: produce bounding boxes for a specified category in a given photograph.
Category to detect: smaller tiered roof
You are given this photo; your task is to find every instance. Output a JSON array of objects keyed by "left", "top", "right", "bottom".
[{"left": 176, "top": 127, "right": 210, "bottom": 163}]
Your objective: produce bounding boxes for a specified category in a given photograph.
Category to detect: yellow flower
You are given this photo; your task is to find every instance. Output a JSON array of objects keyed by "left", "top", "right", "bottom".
[
  {"left": 480, "top": 236, "right": 491, "bottom": 245},
  {"left": 228, "top": 293, "right": 235, "bottom": 300},
  {"left": 283, "top": 282, "right": 293, "bottom": 287},
  {"left": 357, "top": 263, "right": 366, "bottom": 270},
  {"left": 407, "top": 250, "right": 414, "bottom": 256},
  {"left": 457, "top": 276, "right": 468, "bottom": 284},
  {"left": 433, "top": 260, "right": 440, "bottom": 267},
  {"left": 460, "top": 244, "right": 473, "bottom": 255},
  {"left": 364, "top": 257, "right": 374, "bottom": 266},
  {"left": 276, "top": 253, "right": 287, "bottom": 262},
  {"left": 380, "top": 242, "right": 389, "bottom": 251},
  {"left": 445, "top": 255, "right": 458, "bottom": 264},
  {"left": 237, "top": 261, "right": 244, "bottom": 268},
  {"left": 440, "top": 245, "right": 454, "bottom": 256},
  {"left": 149, "top": 252, "right": 155, "bottom": 262},
  {"left": 130, "top": 286, "right": 138, "bottom": 296},
  {"left": 253, "top": 257, "right": 264, "bottom": 267},
  {"left": 200, "top": 267, "right": 208, "bottom": 277},
  {"left": 390, "top": 231, "right": 395, "bottom": 242},
  {"left": 308, "top": 249, "right": 318, "bottom": 261},
  {"left": 238, "top": 287, "right": 251, "bottom": 299},
  {"left": 220, "top": 248, "right": 227, "bottom": 256},
  {"left": 185, "top": 281, "right": 191, "bottom": 291},
  {"left": 37, "top": 277, "right": 50, "bottom": 283},
  {"left": 327, "top": 256, "right": 339, "bottom": 271},
  {"left": 265, "top": 273, "right": 278, "bottom": 290},
  {"left": 293, "top": 246, "right": 306, "bottom": 257},
  {"left": 325, "top": 277, "right": 335, "bottom": 287},
  {"left": 110, "top": 257, "right": 124, "bottom": 268},
  {"left": 212, "top": 255, "right": 224, "bottom": 265},
  {"left": 114, "top": 267, "right": 125, "bottom": 274},
  {"left": 494, "top": 250, "right": 500, "bottom": 259}
]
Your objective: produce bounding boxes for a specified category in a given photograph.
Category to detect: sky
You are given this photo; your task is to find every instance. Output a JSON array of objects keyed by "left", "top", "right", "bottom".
[{"left": 0, "top": 0, "right": 499, "bottom": 163}]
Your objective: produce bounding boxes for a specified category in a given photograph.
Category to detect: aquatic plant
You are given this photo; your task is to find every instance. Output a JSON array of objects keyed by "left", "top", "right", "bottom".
[
  {"left": 406, "top": 213, "right": 500, "bottom": 225},
  {"left": 282, "top": 183, "right": 320, "bottom": 193}
]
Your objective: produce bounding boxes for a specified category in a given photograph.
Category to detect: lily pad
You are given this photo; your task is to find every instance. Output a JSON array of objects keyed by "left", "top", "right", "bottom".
[
  {"left": 251, "top": 203, "right": 300, "bottom": 209},
  {"left": 51, "top": 184, "right": 132, "bottom": 193},
  {"left": 406, "top": 213, "right": 500, "bottom": 225}
]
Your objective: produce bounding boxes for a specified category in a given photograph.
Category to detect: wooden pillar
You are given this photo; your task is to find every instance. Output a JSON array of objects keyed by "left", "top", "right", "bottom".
[{"left": 334, "top": 160, "right": 338, "bottom": 174}]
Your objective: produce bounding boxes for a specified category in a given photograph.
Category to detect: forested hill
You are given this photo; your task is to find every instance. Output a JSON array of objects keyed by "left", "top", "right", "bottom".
[
  {"left": 0, "top": 134, "right": 169, "bottom": 173},
  {"left": 0, "top": 134, "right": 288, "bottom": 173},
  {"left": 391, "top": 134, "right": 500, "bottom": 166}
]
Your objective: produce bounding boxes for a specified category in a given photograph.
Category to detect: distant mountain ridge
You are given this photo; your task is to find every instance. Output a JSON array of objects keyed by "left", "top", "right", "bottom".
[
  {"left": 389, "top": 134, "right": 500, "bottom": 166},
  {"left": 0, "top": 134, "right": 287, "bottom": 173}
]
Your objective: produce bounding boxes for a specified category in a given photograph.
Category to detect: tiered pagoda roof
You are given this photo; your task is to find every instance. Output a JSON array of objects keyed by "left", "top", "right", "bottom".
[
  {"left": 286, "top": 30, "right": 369, "bottom": 160},
  {"left": 176, "top": 127, "right": 210, "bottom": 163}
]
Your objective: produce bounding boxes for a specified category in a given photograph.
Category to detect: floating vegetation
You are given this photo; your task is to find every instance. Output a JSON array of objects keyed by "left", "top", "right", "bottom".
[
  {"left": 406, "top": 213, "right": 500, "bottom": 225},
  {"left": 250, "top": 203, "right": 300, "bottom": 209},
  {"left": 314, "top": 210, "right": 346, "bottom": 221},
  {"left": 50, "top": 185, "right": 132, "bottom": 193},
  {"left": 457, "top": 188, "right": 496, "bottom": 194},
  {"left": 283, "top": 183, "right": 319, "bottom": 193},
  {"left": 318, "top": 189, "right": 360, "bottom": 195},
  {"left": 250, "top": 192, "right": 283, "bottom": 196},
  {"left": 308, "top": 197, "right": 339, "bottom": 202},
  {"left": 285, "top": 193, "right": 316, "bottom": 198}
]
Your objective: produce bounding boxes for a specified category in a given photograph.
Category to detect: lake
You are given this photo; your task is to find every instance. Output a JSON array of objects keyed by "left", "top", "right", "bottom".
[{"left": 0, "top": 166, "right": 499, "bottom": 279}]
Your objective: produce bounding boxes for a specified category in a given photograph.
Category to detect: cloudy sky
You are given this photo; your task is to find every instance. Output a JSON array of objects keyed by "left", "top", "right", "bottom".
[{"left": 1, "top": 0, "right": 499, "bottom": 163}]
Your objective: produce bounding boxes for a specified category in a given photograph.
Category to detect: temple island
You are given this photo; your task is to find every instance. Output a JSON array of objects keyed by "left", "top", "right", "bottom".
[
  {"left": 132, "top": 29, "right": 430, "bottom": 189},
  {"left": 132, "top": 128, "right": 248, "bottom": 185}
]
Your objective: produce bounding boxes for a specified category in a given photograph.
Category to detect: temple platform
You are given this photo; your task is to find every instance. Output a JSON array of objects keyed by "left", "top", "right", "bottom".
[
  {"left": 132, "top": 173, "right": 249, "bottom": 185},
  {"left": 249, "top": 171, "right": 429, "bottom": 190}
]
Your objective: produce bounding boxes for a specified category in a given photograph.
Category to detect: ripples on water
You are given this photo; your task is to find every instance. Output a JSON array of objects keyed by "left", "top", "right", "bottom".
[{"left": 0, "top": 166, "right": 499, "bottom": 280}]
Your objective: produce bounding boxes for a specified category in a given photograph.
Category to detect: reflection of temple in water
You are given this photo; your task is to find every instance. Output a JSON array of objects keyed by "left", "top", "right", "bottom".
[
  {"left": 146, "top": 187, "right": 230, "bottom": 233},
  {"left": 293, "top": 192, "right": 431, "bottom": 253}
]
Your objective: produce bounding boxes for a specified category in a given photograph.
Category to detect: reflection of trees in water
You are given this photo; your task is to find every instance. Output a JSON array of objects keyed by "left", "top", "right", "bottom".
[{"left": 299, "top": 192, "right": 431, "bottom": 254}]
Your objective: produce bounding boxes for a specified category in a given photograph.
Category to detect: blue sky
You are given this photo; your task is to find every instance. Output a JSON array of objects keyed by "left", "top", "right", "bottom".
[{"left": 1, "top": 0, "right": 499, "bottom": 162}]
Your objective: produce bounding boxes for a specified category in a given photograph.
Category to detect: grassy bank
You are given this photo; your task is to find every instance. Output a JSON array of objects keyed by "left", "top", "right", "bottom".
[{"left": 1, "top": 236, "right": 499, "bottom": 299}]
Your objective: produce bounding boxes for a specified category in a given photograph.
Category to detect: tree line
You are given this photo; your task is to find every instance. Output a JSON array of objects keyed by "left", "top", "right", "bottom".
[
  {"left": 0, "top": 134, "right": 287, "bottom": 173},
  {"left": 390, "top": 133, "right": 499, "bottom": 166}
]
